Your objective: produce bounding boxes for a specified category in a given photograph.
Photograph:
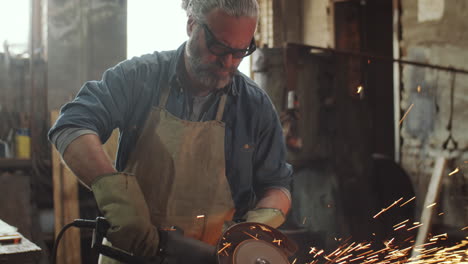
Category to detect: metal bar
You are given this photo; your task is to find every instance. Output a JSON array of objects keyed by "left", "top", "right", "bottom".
[
  {"left": 411, "top": 157, "right": 447, "bottom": 258},
  {"left": 29, "top": 0, "right": 37, "bottom": 164},
  {"left": 290, "top": 43, "right": 468, "bottom": 75},
  {"left": 393, "top": 0, "right": 401, "bottom": 163}
]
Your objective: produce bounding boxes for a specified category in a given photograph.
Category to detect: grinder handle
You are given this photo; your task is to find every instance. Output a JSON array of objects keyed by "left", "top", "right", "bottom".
[{"left": 159, "top": 227, "right": 217, "bottom": 264}]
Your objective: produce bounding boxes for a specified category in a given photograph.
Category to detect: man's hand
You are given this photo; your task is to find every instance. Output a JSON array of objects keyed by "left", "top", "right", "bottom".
[
  {"left": 244, "top": 208, "right": 285, "bottom": 228},
  {"left": 244, "top": 188, "right": 291, "bottom": 228},
  {"left": 91, "top": 172, "right": 160, "bottom": 257}
]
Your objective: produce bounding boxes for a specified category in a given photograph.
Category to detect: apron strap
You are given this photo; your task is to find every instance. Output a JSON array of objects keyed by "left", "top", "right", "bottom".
[
  {"left": 158, "top": 83, "right": 172, "bottom": 108},
  {"left": 215, "top": 94, "right": 228, "bottom": 122}
]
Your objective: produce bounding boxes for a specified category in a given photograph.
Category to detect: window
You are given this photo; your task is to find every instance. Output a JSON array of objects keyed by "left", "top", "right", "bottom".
[
  {"left": 127, "top": 0, "right": 250, "bottom": 76},
  {"left": 0, "top": 0, "right": 30, "bottom": 55}
]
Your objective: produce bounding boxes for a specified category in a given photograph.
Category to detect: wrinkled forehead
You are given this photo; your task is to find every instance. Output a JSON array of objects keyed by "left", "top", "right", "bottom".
[{"left": 203, "top": 9, "right": 257, "bottom": 48}]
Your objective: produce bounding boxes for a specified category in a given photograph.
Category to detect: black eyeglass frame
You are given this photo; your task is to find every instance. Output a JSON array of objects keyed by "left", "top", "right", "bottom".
[{"left": 200, "top": 23, "right": 257, "bottom": 59}]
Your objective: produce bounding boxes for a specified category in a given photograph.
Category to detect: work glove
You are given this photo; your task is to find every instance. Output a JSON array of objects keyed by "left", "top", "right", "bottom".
[
  {"left": 244, "top": 208, "right": 285, "bottom": 228},
  {"left": 91, "top": 172, "right": 160, "bottom": 257}
]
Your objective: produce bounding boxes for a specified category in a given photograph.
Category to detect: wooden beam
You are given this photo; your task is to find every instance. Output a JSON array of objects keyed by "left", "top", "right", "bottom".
[{"left": 51, "top": 110, "right": 81, "bottom": 264}]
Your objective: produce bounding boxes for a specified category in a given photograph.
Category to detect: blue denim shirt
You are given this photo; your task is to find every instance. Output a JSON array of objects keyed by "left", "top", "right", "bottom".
[{"left": 48, "top": 43, "right": 292, "bottom": 217}]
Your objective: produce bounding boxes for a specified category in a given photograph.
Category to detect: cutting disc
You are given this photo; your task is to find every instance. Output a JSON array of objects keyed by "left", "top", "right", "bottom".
[
  {"left": 217, "top": 222, "right": 297, "bottom": 264},
  {"left": 233, "top": 239, "right": 289, "bottom": 264}
]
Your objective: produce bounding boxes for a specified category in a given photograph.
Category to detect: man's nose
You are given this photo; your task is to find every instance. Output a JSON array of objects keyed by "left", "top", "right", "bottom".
[{"left": 220, "top": 53, "right": 234, "bottom": 68}]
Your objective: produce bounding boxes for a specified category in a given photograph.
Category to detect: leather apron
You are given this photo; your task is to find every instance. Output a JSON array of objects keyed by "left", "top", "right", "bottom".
[{"left": 99, "top": 84, "right": 235, "bottom": 264}]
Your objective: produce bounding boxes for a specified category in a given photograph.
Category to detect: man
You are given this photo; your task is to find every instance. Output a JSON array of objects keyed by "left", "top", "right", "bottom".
[{"left": 49, "top": 0, "right": 292, "bottom": 262}]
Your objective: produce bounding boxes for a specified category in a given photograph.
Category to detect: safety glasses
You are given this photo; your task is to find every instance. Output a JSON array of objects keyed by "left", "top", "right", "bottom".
[{"left": 201, "top": 23, "right": 256, "bottom": 59}]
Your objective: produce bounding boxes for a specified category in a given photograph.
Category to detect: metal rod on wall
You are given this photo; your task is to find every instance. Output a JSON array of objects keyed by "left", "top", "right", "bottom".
[{"left": 301, "top": 44, "right": 468, "bottom": 75}]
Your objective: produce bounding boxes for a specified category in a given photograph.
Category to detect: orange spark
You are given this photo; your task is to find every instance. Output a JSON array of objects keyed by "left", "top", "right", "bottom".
[
  {"left": 399, "top": 103, "right": 415, "bottom": 126},
  {"left": 373, "top": 198, "right": 403, "bottom": 218},
  {"left": 217, "top": 242, "right": 232, "bottom": 254},
  {"left": 357, "top": 249, "right": 375, "bottom": 257},
  {"left": 196, "top": 215, "right": 205, "bottom": 219},
  {"left": 400, "top": 196, "right": 416, "bottom": 207},
  {"left": 387, "top": 197, "right": 403, "bottom": 208},
  {"left": 272, "top": 239, "right": 282, "bottom": 246},
  {"left": 393, "top": 219, "right": 410, "bottom": 228},
  {"left": 358, "top": 243, "right": 372, "bottom": 250},
  {"left": 373, "top": 209, "right": 387, "bottom": 219},
  {"left": 350, "top": 255, "right": 365, "bottom": 262},
  {"left": 433, "top": 233, "right": 448, "bottom": 238},
  {"left": 242, "top": 231, "right": 258, "bottom": 240},
  {"left": 448, "top": 167, "right": 460, "bottom": 176},
  {"left": 426, "top": 203, "right": 437, "bottom": 208},
  {"left": 314, "top": 249, "right": 324, "bottom": 258},
  {"left": 329, "top": 245, "right": 344, "bottom": 256},
  {"left": 336, "top": 254, "right": 353, "bottom": 262},
  {"left": 404, "top": 236, "right": 415, "bottom": 242},
  {"left": 408, "top": 223, "right": 423, "bottom": 231},
  {"left": 259, "top": 225, "right": 272, "bottom": 232},
  {"left": 385, "top": 238, "right": 395, "bottom": 247},
  {"left": 357, "top": 86, "right": 364, "bottom": 94},
  {"left": 415, "top": 241, "right": 437, "bottom": 248}
]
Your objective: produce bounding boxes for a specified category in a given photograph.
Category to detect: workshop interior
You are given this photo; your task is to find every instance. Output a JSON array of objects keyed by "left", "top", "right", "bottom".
[{"left": 0, "top": 0, "right": 467, "bottom": 263}]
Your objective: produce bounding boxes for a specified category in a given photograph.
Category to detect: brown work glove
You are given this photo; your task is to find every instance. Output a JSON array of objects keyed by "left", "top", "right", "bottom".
[
  {"left": 244, "top": 208, "right": 285, "bottom": 228},
  {"left": 91, "top": 172, "right": 159, "bottom": 257}
]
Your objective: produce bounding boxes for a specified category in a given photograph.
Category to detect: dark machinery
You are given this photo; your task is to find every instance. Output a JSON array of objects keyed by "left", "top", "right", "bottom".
[{"left": 53, "top": 218, "right": 297, "bottom": 264}]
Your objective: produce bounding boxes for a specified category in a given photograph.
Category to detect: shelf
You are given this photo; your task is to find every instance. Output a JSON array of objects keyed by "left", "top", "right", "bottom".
[{"left": 0, "top": 159, "right": 33, "bottom": 170}]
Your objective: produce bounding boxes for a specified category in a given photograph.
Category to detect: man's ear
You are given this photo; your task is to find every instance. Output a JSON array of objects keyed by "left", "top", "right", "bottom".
[{"left": 187, "top": 16, "right": 196, "bottom": 36}]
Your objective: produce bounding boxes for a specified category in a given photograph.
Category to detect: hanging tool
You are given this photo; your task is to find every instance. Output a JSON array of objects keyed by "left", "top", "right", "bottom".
[{"left": 442, "top": 72, "right": 458, "bottom": 152}]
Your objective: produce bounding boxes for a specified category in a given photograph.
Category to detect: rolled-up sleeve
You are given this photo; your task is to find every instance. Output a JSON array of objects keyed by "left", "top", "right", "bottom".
[
  {"left": 252, "top": 96, "right": 293, "bottom": 195},
  {"left": 48, "top": 63, "right": 132, "bottom": 144}
]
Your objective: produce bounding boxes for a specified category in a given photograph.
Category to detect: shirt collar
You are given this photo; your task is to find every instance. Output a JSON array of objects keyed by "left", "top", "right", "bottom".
[
  {"left": 169, "top": 42, "right": 239, "bottom": 97},
  {"left": 168, "top": 42, "right": 186, "bottom": 88}
]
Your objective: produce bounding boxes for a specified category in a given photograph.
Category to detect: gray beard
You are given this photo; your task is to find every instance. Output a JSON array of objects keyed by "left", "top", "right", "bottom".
[{"left": 186, "top": 39, "right": 236, "bottom": 91}]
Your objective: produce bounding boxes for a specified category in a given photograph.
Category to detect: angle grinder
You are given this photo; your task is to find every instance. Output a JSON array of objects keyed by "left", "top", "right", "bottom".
[
  {"left": 65, "top": 218, "right": 298, "bottom": 264},
  {"left": 158, "top": 222, "right": 297, "bottom": 264}
]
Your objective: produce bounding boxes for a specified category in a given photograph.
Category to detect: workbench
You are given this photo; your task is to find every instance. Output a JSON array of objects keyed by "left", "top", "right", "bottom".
[{"left": 0, "top": 219, "right": 41, "bottom": 264}]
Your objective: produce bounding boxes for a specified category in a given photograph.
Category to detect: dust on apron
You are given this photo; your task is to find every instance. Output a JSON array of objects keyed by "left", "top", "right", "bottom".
[{"left": 100, "top": 82, "right": 235, "bottom": 263}]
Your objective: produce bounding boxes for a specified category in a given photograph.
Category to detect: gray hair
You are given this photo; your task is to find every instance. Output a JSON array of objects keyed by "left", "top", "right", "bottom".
[{"left": 181, "top": 0, "right": 259, "bottom": 23}]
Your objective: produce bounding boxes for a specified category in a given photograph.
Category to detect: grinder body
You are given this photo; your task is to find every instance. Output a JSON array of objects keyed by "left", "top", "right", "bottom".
[{"left": 92, "top": 219, "right": 296, "bottom": 264}]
